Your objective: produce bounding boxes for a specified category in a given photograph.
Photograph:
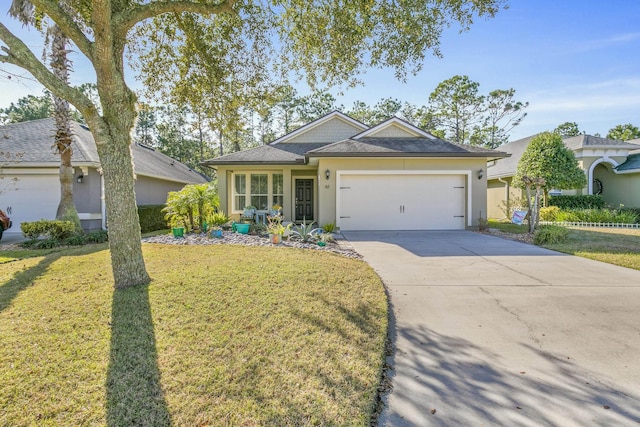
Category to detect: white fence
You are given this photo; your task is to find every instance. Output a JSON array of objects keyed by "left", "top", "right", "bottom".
[{"left": 539, "top": 221, "right": 640, "bottom": 229}]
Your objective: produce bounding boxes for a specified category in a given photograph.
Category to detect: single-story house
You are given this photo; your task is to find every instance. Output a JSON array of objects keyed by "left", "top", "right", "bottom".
[
  {"left": 0, "top": 118, "right": 207, "bottom": 234},
  {"left": 487, "top": 134, "right": 640, "bottom": 219},
  {"left": 203, "top": 111, "right": 509, "bottom": 231}
]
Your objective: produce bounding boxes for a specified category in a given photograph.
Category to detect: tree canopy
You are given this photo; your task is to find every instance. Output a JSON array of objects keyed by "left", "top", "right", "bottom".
[
  {"left": 513, "top": 132, "right": 586, "bottom": 191},
  {"left": 553, "top": 121, "right": 582, "bottom": 137},
  {"left": 1, "top": 0, "right": 506, "bottom": 287},
  {"left": 607, "top": 123, "right": 640, "bottom": 141}
]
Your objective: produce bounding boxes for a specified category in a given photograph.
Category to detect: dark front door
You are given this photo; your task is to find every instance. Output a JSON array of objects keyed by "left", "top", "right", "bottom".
[{"left": 295, "top": 179, "right": 314, "bottom": 221}]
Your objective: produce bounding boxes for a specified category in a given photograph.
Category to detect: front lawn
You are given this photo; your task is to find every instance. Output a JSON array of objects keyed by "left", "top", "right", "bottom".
[
  {"left": 542, "top": 227, "right": 640, "bottom": 271},
  {"left": 488, "top": 220, "right": 640, "bottom": 271},
  {"left": 0, "top": 244, "right": 387, "bottom": 426}
]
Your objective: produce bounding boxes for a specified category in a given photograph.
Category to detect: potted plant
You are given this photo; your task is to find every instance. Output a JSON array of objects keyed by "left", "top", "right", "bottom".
[
  {"left": 267, "top": 217, "right": 289, "bottom": 244},
  {"left": 208, "top": 211, "right": 230, "bottom": 238}
]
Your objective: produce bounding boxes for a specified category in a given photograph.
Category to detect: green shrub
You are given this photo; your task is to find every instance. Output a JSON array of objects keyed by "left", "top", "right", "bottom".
[
  {"left": 620, "top": 208, "right": 640, "bottom": 224},
  {"left": 83, "top": 230, "right": 109, "bottom": 243},
  {"left": 322, "top": 223, "right": 336, "bottom": 233},
  {"left": 549, "top": 195, "right": 605, "bottom": 209},
  {"left": 553, "top": 208, "right": 638, "bottom": 224},
  {"left": 21, "top": 220, "right": 77, "bottom": 240},
  {"left": 540, "top": 206, "right": 561, "bottom": 221},
  {"left": 138, "top": 205, "right": 168, "bottom": 233},
  {"left": 534, "top": 225, "right": 569, "bottom": 245}
]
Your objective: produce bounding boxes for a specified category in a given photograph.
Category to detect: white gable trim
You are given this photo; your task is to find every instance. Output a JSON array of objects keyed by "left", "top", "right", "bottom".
[
  {"left": 270, "top": 111, "right": 368, "bottom": 145},
  {"left": 352, "top": 117, "right": 436, "bottom": 139}
]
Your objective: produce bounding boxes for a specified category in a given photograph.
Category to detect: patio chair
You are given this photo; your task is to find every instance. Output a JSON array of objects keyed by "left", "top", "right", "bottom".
[{"left": 241, "top": 206, "right": 256, "bottom": 223}]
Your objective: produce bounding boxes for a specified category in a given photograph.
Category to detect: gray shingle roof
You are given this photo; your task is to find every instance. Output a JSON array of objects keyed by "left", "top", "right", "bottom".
[
  {"left": 0, "top": 118, "right": 99, "bottom": 164},
  {"left": 486, "top": 134, "right": 538, "bottom": 179},
  {"left": 563, "top": 134, "right": 640, "bottom": 150},
  {"left": 202, "top": 143, "right": 330, "bottom": 165},
  {"left": 0, "top": 118, "right": 206, "bottom": 184},
  {"left": 308, "top": 137, "right": 509, "bottom": 158}
]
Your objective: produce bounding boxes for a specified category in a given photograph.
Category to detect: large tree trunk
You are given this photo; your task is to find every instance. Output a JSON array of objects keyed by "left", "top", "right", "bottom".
[{"left": 95, "top": 125, "right": 150, "bottom": 288}]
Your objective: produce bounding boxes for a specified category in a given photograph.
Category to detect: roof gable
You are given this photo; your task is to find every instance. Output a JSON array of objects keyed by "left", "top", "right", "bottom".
[
  {"left": 270, "top": 111, "right": 368, "bottom": 144},
  {"left": 353, "top": 117, "right": 436, "bottom": 139}
]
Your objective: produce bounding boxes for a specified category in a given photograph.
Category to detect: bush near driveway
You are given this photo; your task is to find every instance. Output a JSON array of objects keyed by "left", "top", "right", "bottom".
[{"left": 0, "top": 244, "right": 387, "bottom": 426}]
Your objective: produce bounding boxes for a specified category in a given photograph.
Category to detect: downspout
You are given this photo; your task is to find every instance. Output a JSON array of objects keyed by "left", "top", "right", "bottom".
[{"left": 498, "top": 177, "right": 510, "bottom": 220}]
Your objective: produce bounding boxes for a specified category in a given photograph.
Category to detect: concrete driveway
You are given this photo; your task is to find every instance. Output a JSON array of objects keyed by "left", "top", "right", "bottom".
[{"left": 342, "top": 231, "right": 640, "bottom": 426}]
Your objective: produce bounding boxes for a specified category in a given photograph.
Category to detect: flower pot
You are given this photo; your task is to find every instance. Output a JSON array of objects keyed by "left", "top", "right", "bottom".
[
  {"left": 172, "top": 227, "right": 184, "bottom": 238},
  {"left": 235, "top": 223, "right": 250, "bottom": 234},
  {"left": 270, "top": 233, "right": 282, "bottom": 244}
]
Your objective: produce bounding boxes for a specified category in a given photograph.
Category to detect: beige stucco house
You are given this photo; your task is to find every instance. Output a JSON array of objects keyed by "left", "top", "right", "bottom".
[
  {"left": 487, "top": 134, "right": 640, "bottom": 219},
  {"left": 203, "top": 111, "right": 508, "bottom": 231}
]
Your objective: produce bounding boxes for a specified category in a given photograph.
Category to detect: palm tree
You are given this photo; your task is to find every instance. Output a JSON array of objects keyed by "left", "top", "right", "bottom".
[{"left": 10, "top": 0, "right": 80, "bottom": 228}]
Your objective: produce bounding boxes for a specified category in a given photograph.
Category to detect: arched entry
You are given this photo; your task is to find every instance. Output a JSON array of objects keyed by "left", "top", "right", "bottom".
[{"left": 588, "top": 158, "right": 618, "bottom": 196}]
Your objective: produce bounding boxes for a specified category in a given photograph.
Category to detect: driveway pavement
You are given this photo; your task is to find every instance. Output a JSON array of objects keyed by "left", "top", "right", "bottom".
[{"left": 342, "top": 230, "right": 640, "bottom": 426}]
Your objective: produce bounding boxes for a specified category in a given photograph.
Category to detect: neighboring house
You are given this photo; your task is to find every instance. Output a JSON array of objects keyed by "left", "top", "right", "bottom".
[
  {"left": 0, "top": 118, "right": 207, "bottom": 234},
  {"left": 203, "top": 111, "right": 508, "bottom": 231},
  {"left": 487, "top": 134, "right": 640, "bottom": 219}
]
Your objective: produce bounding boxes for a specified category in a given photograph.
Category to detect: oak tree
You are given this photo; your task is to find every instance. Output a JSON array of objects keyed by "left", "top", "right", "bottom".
[{"left": 1, "top": 0, "right": 505, "bottom": 288}]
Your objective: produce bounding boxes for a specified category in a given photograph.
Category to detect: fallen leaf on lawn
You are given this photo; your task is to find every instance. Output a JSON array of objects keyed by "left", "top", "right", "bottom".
[
  {"left": 431, "top": 409, "right": 437, "bottom": 414},
  {"left": 520, "top": 371, "right": 526, "bottom": 374},
  {"left": 603, "top": 405, "right": 610, "bottom": 410}
]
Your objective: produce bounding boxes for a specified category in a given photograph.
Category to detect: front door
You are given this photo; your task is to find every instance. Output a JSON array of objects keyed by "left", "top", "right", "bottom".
[{"left": 295, "top": 179, "right": 314, "bottom": 221}]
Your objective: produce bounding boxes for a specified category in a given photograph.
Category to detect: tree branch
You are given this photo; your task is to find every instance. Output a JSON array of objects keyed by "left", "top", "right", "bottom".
[
  {"left": 29, "top": 0, "right": 95, "bottom": 61},
  {"left": 114, "top": 0, "right": 236, "bottom": 37},
  {"left": 0, "top": 23, "right": 98, "bottom": 119}
]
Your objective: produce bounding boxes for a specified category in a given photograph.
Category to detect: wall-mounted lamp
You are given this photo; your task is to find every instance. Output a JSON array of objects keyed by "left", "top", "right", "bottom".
[
  {"left": 325, "top": 169, "right": 330, "bottom": 180},
  {"left": 477, "top": 168, "right": 484, "bottom": 180},
  {"left": 77, "top": 173, "right": 84, "bottom": 183}
]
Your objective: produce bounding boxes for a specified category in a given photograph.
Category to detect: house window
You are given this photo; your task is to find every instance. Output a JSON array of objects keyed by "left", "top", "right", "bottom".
[
  {"left": 272, "top": 174, "right": 283, "bottom": 207},
  {"left": 250, "top": 174, "right": 269, "bottom": 209},
  {"left": 233, "top": 172, "right": 284, "bottom": 211},
  {"left": 234, "top": 174, "right": 246, "bottom": 210}
]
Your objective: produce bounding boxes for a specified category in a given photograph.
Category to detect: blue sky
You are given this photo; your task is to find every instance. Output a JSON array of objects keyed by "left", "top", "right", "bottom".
[{"left": 2, "top": 0, "right": 639, "bottom": 140}]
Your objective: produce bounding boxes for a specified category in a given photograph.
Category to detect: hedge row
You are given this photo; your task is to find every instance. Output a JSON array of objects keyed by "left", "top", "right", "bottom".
[
  {"left": 548, "top": 195, "right": 605, "bottom": 209},
  {"left": 138, "top": 204, "right": 169, "bottom": 233}
]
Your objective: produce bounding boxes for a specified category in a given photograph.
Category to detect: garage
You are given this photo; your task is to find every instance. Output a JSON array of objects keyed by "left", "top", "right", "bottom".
[
  {"left": 1, "top": 173, "right": 60, "bottom": 233},
  {"left": 337, "top": 172, "right": 467, "bottom": 231}
]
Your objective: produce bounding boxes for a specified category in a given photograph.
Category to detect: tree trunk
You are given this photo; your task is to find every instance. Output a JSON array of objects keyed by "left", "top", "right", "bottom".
[
  {"left": 50, "top": 25, "right": 80, "bottom": 227},
  {"left": 95, "top": 126, "right": 150, "bottom": 288}
]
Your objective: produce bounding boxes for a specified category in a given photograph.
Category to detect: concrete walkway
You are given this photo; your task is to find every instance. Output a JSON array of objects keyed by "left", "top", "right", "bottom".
[{"left": 343, "top": 231, "right": 640, "bottom": 426}]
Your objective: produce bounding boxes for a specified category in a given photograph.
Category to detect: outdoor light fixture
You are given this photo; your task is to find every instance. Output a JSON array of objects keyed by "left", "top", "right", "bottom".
[
  {"left": 77, "top": 173, "right": 84, "bottom": 183},
  {"left": 325, "top": 169, "right": 330, "bottom": 180},
  {"left": 477, "top": 169, "right": 484, "bottom": 180}
]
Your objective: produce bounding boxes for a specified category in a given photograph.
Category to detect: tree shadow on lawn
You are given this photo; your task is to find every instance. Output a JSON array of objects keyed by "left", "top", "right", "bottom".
[
  {"left": 106, "top": 284, "right": 172, "bottom": 427},
  {"left": 0, "top": 246, "right": 104, "bottom": 314},
  {"left": 380, "top": 323, "right": 640, "bottom": 426}
]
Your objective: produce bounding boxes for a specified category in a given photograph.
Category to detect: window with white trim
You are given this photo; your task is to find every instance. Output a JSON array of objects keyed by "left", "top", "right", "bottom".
[{"left": 232, "top": 172, "right": 284, "bottom": 212}]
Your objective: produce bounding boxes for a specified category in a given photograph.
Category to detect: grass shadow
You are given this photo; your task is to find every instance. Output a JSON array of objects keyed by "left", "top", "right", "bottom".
[{"left": 106, "top": 284, "right": 172, "bottom": 427}]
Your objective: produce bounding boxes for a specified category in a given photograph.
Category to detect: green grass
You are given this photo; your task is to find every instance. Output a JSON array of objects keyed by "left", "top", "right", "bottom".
[
  {"left": 489, "top": 220, "right": 640, "bottom": 271},
  {"left": 488, "top": 219, "right": 529, "bottom": 234},
  {"left": 0, "top": 244, "right": 387, "bottom": 426},
  {"left": 542, "top": 227, "right": 640, "bottom": 271}
]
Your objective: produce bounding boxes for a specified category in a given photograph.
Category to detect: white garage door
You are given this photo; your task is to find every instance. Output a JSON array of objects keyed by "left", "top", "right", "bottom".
[
  {"left": 337, "top": 173, "right": 466, "bottom": 230},
  {"left": 0, "top": 174, "right": 59, "bottom": 233}
]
